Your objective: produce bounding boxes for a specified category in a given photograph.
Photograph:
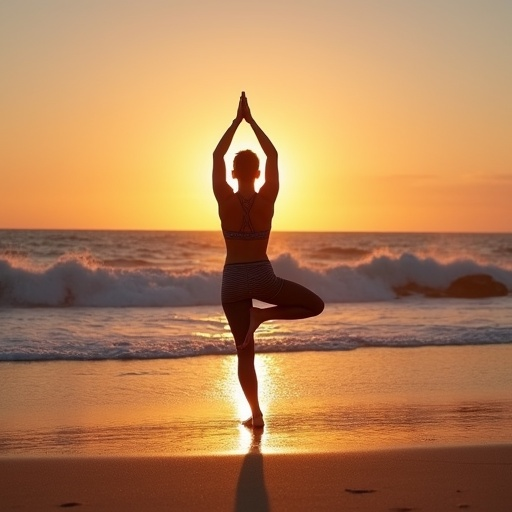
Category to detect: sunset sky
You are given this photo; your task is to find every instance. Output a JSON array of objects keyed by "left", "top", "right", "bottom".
[{"left": 1, "top": 0, "right": 511, "bottom": 232}]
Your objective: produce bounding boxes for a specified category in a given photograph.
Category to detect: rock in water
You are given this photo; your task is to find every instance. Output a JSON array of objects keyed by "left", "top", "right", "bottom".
[{"left": 445, "top": 274, "right": 508, "bottom": 298}]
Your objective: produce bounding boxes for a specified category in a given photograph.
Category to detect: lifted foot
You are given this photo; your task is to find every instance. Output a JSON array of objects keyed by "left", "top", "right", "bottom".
[
  {"left": 238, "top": 307, "right": 265, "bottom": 350},
  {"left": 237, "top": 333, "right": 254, "bottom": 351}
]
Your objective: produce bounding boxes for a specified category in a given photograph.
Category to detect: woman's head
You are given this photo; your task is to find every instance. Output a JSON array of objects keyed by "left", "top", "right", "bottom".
[{"left": 232, "top": 150, "right": 260, "bottom": 182}]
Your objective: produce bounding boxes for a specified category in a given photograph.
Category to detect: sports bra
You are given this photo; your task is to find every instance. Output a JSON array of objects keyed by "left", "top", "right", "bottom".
[{"left": 222, "top": 192, "right": 271, "bottom": 241}]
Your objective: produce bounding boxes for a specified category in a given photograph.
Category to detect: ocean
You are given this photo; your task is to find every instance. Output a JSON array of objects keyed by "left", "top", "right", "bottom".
[
  {"left": 1, "top": 230, "right": 511, "bottom": 361},
  {"left": 2, "top": 230, "right": 512, "bottom": 456}
]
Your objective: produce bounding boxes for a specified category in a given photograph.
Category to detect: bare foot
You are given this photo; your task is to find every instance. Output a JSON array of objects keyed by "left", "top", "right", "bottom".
[
  {"left": 252, "top": 415, "right": 265, "bottom": 428},
  {"left": 241, "top": 415, "right": 265, "bottom": 429},
  {"left": 237, "top": 332, "right": 254, "bottom": 351},
  {"left": 238, "top": 307, "right": 265, "bottom": 350}
]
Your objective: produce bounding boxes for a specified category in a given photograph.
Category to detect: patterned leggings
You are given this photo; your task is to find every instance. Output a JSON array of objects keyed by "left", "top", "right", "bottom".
[{"left": 221, "top": 259, "right": 284, "bottom": 304}]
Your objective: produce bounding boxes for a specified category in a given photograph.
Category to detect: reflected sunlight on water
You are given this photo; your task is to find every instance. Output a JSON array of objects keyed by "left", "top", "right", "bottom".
[{"left": 2, "top": 347, "right": 512, "bottom": 456}]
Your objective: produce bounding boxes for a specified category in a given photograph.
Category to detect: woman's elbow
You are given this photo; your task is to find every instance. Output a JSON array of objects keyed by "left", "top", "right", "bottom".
[{"left": 268, "top": 148, "right": 278, "bottom": 159}]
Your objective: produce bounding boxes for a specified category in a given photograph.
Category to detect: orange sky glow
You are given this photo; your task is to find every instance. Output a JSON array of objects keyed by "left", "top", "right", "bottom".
[{"left": 1, "top": 1, "right": 511, "bottom": 232}]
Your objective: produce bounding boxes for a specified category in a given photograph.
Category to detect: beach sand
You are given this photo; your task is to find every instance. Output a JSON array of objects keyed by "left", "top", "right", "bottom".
[
  {"left": 2, "top": 446, "right": 512, "bottom": 511},
  {"left": 2, "top": 345, "right": 512, "bottom": 510}
]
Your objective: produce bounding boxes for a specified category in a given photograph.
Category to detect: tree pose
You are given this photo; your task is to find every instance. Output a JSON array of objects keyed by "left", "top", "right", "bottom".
[{"left": 213, "top": 92, "right": 324, "bottom": 428}]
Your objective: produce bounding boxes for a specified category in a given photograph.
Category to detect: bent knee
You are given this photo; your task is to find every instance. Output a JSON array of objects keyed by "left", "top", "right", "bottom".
[{"left": 311, "top": 296, "right": 325, "bottom": 316}]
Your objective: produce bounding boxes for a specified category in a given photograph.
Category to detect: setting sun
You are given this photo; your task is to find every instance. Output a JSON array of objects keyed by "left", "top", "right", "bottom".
[{"left": 1, "top": 1, "right": 510, "bottom": 232}]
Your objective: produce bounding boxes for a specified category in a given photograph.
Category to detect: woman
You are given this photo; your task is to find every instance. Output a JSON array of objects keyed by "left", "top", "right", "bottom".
[{"left": 213, "top": 92, "right": 324, "bottom": 428}]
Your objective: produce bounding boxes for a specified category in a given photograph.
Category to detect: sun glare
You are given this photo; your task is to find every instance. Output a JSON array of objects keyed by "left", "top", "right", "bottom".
[
  {"left": 228, "top": 354, "right": 273, "bottom": 421},
  {"left": 224, "top": 145, "right": 267, "bottom": 193}
]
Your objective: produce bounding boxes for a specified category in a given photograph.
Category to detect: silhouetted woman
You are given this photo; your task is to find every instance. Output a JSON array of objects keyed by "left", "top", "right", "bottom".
[{"left": 213, "top": 92, "right": 324, "bottom": 428}]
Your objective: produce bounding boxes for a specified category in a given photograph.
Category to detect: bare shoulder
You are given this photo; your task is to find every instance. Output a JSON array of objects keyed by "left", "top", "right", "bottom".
[
  {"left": 258, "top": 182, "right": 279, "bottom": 203},
  {"left": 214, "top": 183, "right": 234, "bottom": 204},
  {"left": 256, "top": 190, "right": 276, "bottom": 204},
  {"left": 216, "top": 188, "right": 237, "bottom": 208}
]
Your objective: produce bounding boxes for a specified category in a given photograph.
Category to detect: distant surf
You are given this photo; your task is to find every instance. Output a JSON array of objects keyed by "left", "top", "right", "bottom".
[
  {"left": 1, "top": 230, "right": 511, "bottom": 362},
  {"left": 0, "top": 251, "right": 509, "bottom": 308}
]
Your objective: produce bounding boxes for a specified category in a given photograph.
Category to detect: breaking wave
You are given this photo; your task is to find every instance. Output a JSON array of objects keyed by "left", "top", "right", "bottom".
[{"left": 0, "top": 252, "right": 510, "bottom": 307}]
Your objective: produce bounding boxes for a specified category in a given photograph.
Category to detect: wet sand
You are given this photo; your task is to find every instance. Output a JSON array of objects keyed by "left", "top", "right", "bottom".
[
  {"left": 1, "top": 346, "right": 512, "bottom": 510},
  {"left": 2, "top": 346, "right": 512, "bottom": 456}
]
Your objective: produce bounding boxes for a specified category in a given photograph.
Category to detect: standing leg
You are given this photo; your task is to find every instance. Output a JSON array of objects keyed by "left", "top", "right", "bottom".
[
  {"left": 222, "top": 299, "right": 264, "bottom": 428},
  {"left": 241, "top": 279, "right": 324, "bottom": 349}
]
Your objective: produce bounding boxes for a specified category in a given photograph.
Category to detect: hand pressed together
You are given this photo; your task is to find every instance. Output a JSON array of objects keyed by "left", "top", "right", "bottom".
[{"left": 235, "top": 91, "right": 254, "bottom": 124}]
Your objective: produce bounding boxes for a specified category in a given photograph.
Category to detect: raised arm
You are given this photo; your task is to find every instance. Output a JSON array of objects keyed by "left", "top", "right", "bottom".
[
  {"left": 212, "top": 95, "right": 244, "bottom": 201},
  {"left": 243, "top": 97, "right": 279, "bottom": 201}
]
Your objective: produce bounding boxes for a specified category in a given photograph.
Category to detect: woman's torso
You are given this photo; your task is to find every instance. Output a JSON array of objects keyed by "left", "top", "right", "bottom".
[{"left": 219, "top": 192, "right": 274, "bottom": 264}]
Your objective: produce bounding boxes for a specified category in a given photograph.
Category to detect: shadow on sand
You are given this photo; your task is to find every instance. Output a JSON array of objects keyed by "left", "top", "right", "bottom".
[{"left": 234, "top": 429, "right": 269, "bottom": 512}]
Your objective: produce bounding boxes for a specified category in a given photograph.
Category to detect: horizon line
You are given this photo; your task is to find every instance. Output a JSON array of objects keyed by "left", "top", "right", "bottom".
[{"left": 1, "top": 227, "right": 511, "bottom": 235}]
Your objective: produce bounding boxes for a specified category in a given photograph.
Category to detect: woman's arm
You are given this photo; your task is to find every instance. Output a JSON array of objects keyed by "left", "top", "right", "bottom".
[
  {"left": 212, "top": 96, "right": 244, "bottom": 201},
  {"left": 244, "top": 98, "right": 279, "bottom": 201}
]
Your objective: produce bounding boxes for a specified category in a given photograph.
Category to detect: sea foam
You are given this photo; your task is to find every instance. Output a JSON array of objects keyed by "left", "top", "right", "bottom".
[{"left": 1, "top": 251, "right": 510, "bottom": 308}]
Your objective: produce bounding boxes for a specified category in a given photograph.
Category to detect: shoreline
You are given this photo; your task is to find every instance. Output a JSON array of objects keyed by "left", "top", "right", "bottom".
[
  {"left": 2, "top": 346, "right": 512, "bottom": 457},
  {"left": 2, "top": 445, "right": 512, "bottom": 511},
  {"left": 2, "top": 346, "right": 512, "bottom": 509}
]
